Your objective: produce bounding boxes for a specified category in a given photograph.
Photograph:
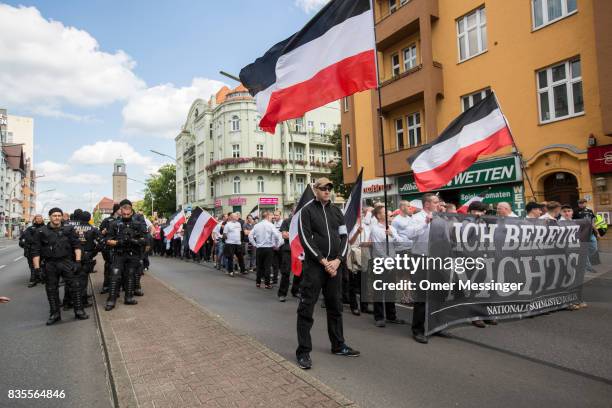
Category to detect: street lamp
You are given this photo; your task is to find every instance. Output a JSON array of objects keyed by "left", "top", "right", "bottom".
[{"left": 128, "top": 177, "right": 154, "bottom": 216}]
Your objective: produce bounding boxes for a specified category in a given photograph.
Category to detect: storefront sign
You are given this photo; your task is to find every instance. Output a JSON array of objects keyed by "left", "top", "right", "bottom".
[
  {"left": 588, "top": 144, "right": 612, "bottom": 174},
  {"left": 214, "top": 199, "right": 222, "bottom": 208},
  {"left": 228, "top": 197, "right": 246, "bottom": 206},
  {"left": 460, "top": 184, "right": 526, "bottom": 216},
  {"left": 398, "top": 156, "right": 522, "bottom": 194},
  {"left": 362, "top": 177, "right": 397, "bottom": 198},
  {"left": 259, "top": 197, "right": 278, "bottom": 205}
]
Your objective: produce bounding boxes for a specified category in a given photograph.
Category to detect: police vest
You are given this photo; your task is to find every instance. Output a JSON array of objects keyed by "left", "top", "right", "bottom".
[{"left": 39, "top": 225, "right": 75, "bottom": 260}]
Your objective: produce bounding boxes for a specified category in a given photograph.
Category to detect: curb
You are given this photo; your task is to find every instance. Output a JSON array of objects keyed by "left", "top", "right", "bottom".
[{"left": 148, "top": 271, "right": 359, "bottom": 408}]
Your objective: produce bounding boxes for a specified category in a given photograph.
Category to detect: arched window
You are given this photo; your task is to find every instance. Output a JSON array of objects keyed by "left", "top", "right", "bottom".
[
  {"left": 255, "top": 115, "right": 262, "bottom": 132},
  {"left": 257, "top": 176, "right": 264, "bottom": 193},
  {"left": 231, "top": 115, "right": 240, "bottom": 131},
  {"left": 233, "top": 176, "right": 241, "bottom": 194}
]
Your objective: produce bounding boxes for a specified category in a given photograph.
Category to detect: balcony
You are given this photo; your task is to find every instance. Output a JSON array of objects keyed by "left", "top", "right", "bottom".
[
  {"left": 376, "top": 0, "right": 438, "bottom": 50},
  {"left": 379, "top": 62, "right": 443, "bottom": 112},
  {"left": 308, "top": 133, "right": 334, "bottom": 145}
]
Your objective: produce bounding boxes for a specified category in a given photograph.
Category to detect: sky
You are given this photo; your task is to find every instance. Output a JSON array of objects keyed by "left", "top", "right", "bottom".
[{"left": 0, "top": 0, "right": 331, "bottom": 214}]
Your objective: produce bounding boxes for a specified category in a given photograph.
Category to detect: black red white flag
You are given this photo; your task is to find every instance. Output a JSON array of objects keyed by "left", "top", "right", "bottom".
[
  {"left": 239, "top": 0, "right": 377, "bottom": 133},
  {"left": 457, "top": 193, "right": 486, "bottom": 214},
  {"left": 289, "top": 184, "right": 316, "bottom": 277},
  {"left": 408, "top": 92, "right": 513, "bottom": 192},
  {"left": 163, "top": 209, "right": 186, "bottom": 240},
  {"left": 342, "top": 168, "right": 363, "bottom": 242},
  {"left": 187, "top": 207, "right": 218, "bottom": 253}
]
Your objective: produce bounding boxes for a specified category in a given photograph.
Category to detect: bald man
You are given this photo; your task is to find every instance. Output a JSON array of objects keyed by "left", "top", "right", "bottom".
[{"left": 496, "top": 202, "right": 517, "bottom": 217}]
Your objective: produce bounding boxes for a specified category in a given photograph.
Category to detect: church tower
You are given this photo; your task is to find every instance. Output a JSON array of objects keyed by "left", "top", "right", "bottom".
[{"left": 112, "top": 158, "right": 127, "bottom": 202}]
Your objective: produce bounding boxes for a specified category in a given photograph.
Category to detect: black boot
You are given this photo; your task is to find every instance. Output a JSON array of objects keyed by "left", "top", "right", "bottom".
[
  {"left": 72, "top": 286, "right": 89, "bottom": 320},
  {"left": 124, "top": 274, "right": 138, "bottom": 305},
  {"left": 45, "top": 286, "right": 61, "bottom": 325},
  {"left": 62, "top": 292, "right": 73, "bottom": 311},
  {"left": 105, "top": 279, "right": 119, "bottom": 311},
  {"left": 28, "top": 268, "right": 37, "bottom": 287},
  {"left": 101, "top": 263, "right": 110, "bottom": 294},
  {"left": 134, "top": 272, "right": 144, "bottom": 296}
]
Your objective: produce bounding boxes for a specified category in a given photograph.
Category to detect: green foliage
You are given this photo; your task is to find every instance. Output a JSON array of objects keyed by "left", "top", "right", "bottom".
[
  {"left": 329, "top": 127, "right": 351, "bottom": 198},
  {"left": 141, "top": 164, "right": 176, "bottom": 218},
  {"left": 92, "top": 209, "right": 103, "bottom": 226}
]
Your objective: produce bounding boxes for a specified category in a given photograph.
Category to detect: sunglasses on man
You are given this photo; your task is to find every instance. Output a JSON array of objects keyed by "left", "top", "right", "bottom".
[{"left": 317, "top": 186, "right": 333, "bottom": 192}]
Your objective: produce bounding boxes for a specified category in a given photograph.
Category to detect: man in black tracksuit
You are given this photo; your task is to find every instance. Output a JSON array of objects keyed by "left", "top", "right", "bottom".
[
  {"left": 296, "top": 177, "right": 360, "bottom": 370},
  {"left": 100, "top": 203, "right": 120, "bottom": 294},
  {"left": 31, "top": 207, "right": 87, "bottom": 325},
  {"left": 277, "top": 214, "right": 300, "bottom": 300},
  {"left": 19, "top": 214, "right": 45, "bottom": 287}
]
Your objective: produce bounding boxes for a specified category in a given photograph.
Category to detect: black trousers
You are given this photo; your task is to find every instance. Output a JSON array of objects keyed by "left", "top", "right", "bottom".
[
  {"left": 255, "top": 247, "right": 273, "bottom": 285},
  {"left": 80, "top": 258, "right": 95, "bottom": 300},
  {"left": 296, "top": 259, "right": 345, "bottom": 357},
  {"left": 26, "top": 254, "right": 36, "bottom": 282},
  {"left": 271, "top": 250, "right": 282, "bottom": 282},
  {"left": 44, "top": 259, "right": 79, "bottom": 313},
  {"left": 102, "top": 250, "right": 112, "bottom": 289},
  {"left": 225, "top": 243, "right": 245, "bottom": 273},
  {"left": 109, "top": 254, "right": 140, "bottom": 299},
  {"left": 277, "top": 250, "right": 292, "bottom": 296},
  {"left": 373, "top": 301, "right": 397, "bottom": 322},
  {"left": 412, "top": 302, "right": 426, "bottom": 335}
]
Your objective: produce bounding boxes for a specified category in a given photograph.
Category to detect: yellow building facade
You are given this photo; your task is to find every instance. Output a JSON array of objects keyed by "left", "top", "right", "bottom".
[{"left": 342, "top": 0, "right": 612, "bottom": 223}]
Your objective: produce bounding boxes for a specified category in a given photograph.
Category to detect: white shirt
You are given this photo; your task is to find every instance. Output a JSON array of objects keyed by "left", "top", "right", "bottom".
[
  {"left": 539, "top": 213, "right": 555, "bottom": 220},
  {"left": 369, "top": 219, "right": 398, "bottom": 259},
  {"left": 410, "top": 210, "right": 431, "bottom": 256},
  {"left": 391, "top": 213, "right": 420, "bottom": 252},
  {"left": 223, "top": 221, "right": 242, "bottom": 244},
  {"left": 212, "top": 223, "right": 222, "bottom": 240},
  {"left": 249, "top": 219, "right": 282, "bottom": 248}
]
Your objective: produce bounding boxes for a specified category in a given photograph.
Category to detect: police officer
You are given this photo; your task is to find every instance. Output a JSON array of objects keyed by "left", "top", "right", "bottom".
[
  {"left": 296, "top": 178, "right": 359, "bottom": 370},
  {"left": 104, "top": 199, "right": 148, "bottom": 311},
  {"left": 31, "top": 207, "right": 87, "bottom": 325},
  {"left": 75, "top": 211, "right": 101, "bottom": 307},
  {"left": 132, "top": 211, "right": 151, "bottom": 297},
  {"left": 100, "top": 203, "right": 120, "bottom": 294},
  {"left": 19, "top": 214, "right": 45, "bottom": 287}
]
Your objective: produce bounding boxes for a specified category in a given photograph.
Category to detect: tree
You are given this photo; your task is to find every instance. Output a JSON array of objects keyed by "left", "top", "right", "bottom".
[
  {"left": 329, "top": 127, "right": 351, "bottom": 198},
  {"left": 141, "top": 164, "right": 176, "bottom": 218},
  {"left": 92, "top": 209, "right": 103, "bottom": 226}
]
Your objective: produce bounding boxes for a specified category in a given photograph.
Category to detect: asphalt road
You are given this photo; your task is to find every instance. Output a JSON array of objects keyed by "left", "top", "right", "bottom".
[
  {"left": 149, "top": 255, "right": 612, "bottom": 408},
  {"left": 0, "top": 241, "right": 112, "bottom": 408}
]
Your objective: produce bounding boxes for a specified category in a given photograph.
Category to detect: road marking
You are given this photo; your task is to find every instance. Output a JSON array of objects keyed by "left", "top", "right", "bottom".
[
  {"left": 14, "top": 256, "right": 23, "bottom": 262},
  {"left": 0, "top": 265, "right": 6, "bottom": 269}
]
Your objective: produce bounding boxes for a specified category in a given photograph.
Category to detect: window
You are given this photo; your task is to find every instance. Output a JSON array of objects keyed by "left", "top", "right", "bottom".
[
  {"left": 232, "top": 144, "right": 240, "bottom": 158},
  {"left": 209, "top": 151, "right": 214, "bottom": 164},
  {"left": 233, "top": 176, "right": 241, "bottom": 194},
  {"left": 310, "top": 148, "right": 316, "bottom": 162},
  {"left": 461, "top": 88, "right": 492, "bottom": 111},
  {"left": 209, "top": 123, "right": 213, "bottom": 139},
  {"left": 345, "top": 135, "right": 352, "bottom": 167},
  {"left": 321, "top": 150, "right": 328, "bottom": 162},
  {"left": 296, "top": 176, "right": 305, "bottom": 192},
  {"left": 343, "top": 97, "right": 349, "bottom": 112},
  {"left": 395, "top": 118, "right": 404, "bottom": 150},
  {"left": 391, "top": 53, "right": 401, "bottom": 76},
  {"left": 403, "top": 45, "right": 417, "bottom": 71},
  {"left": 407, "top": 112, "right": 422, "bottom": 147},
  {"left": 210, "top": 180, "right": 214, "bottom": 196},
  {"left": 457, "top": 7, "right": 487, "bottom": 62},
  {"left": 320, "top": 122, "right": 327, "bottom": 134},
  {"left": 537, "top": 58, "right": 583, "bottom": 123},
  {"left": 295, "top": 145, "right": 304, "bottom": 160},
  {"left": 295, "top": 118, "right": 304, "bottom": 132},
  {"left": 389, "top": 0, "right": 397, "bottom": 13},
  {"left": 257, "top": 176, "right": 264, "bottom": 193},
  {"left": 532, "top": 0, "right": 577, "bottom": 29},
  {"left": 307, "top": 120, "right": 314, "bottom": 132},
  {"left": 255, "top": 115, "right": 262, "bottom": 132},
  {"left": 231, "top": 115, "right": 240, "bottom": 131},
  {"left": 256, "top": 144, "right": 264, "bottom": 158}
]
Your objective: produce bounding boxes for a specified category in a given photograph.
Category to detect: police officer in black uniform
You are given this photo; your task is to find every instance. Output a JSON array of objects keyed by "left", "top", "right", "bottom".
[
  {"left": 31, "top": 207, "right": 87, "bottom": 325},
  {"left": 296, "top": 178, "right": 359, "bottom": 370},
  {"left": 19, "top": 214, "right": 45, "bottom": 287},
  {"left": 132, "top": 211, "right": 150, "bottom": 297},
  {"left": 104, "top": 199, "right": 148, "bottom": 311},
  {"left": 100, "top": 203, "right": 120, "bottom": 294},
  {"left": 75, "top": 211, "right": 101, "bottom": 307}
]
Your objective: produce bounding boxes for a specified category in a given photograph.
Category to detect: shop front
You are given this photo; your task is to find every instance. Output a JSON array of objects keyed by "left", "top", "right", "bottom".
[
  {"left": 587, "top": 144, "right": 612, "bottom": 251},
  {"left": 362, "top": 176, "right": 398, "bottom": 209},
  {"left": 259, "top": 197, "right": 279, "bottom": 213},
  {"left": 397, "top": 155, "right": 526, "bottom": 215}
]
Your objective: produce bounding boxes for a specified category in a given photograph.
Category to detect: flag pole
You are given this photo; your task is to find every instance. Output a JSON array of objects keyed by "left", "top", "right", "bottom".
[
  {"left": 492, "top": 91, "right": 537, "bottom": 201},
  {"left": 369, "top": 0, "right": 390, "bottom": 251}
]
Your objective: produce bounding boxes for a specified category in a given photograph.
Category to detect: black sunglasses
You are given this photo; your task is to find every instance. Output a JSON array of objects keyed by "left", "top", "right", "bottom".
[{"left": 317, "top": 186, "right": 333, "bottom": 192}]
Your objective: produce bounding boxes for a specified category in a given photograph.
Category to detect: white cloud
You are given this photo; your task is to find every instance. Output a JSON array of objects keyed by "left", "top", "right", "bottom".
[
  {"left": 37, "top": 160, "right": 105, "bottom": 184},
  {"left": 70, "top": 140, "right": 152, "bottom": 166},
  {"left": 0, "top": 4, "right": 145, "bottom": 116},
  {"left": 122, "top": 77, "right": 227, "bottom": 138},
  {"left": 295, "top": 0, "right": 330, "bottom": 13}
]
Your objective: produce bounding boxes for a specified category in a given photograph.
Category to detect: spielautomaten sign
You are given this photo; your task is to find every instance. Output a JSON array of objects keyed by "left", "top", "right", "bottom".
[{"left": 424, "top": 214, "right": 591, "bottom": 335}]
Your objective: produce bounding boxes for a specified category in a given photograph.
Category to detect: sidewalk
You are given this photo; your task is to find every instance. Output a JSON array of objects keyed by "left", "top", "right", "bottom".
[{"left": 91, "top": 267, "right": 357, "bottom": 408}]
